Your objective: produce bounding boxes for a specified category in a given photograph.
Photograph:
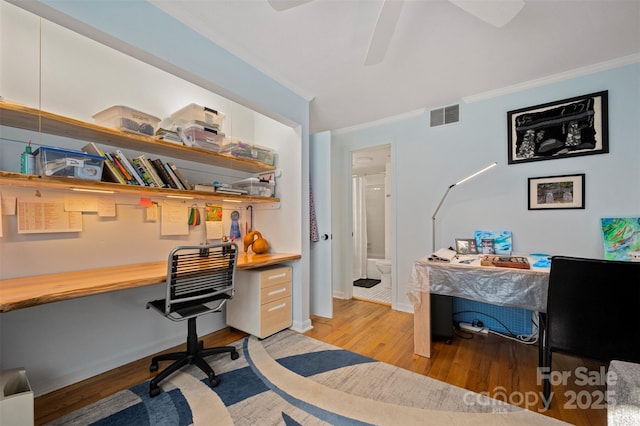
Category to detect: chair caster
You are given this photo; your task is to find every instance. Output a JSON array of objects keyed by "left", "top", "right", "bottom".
[
  {"left": 149, "top": 363, "right": 158, "bottom": 372},
  {"left": 149, "top": 384, "right": 161, "bottom": 398},
  {"left": 208, "top": 374, "right": 221, "bottom": 387},
  {"left": 231, "top": 351, "right": 240, "bottom": 360}
]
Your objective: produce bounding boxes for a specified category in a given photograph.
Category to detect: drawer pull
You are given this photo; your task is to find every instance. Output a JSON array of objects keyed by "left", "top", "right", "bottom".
[
  {"left": 267, "top": 288, "right": 287, "bottom": 296},
  {"left": 267, "top": 273, "right": 287, "bottom": 280},
  {"left": 267, "top": 303, "right": 287, "bottom": 312}
]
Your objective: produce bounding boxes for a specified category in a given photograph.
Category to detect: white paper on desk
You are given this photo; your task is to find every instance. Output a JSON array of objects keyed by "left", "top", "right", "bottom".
[
  {"left": 429, "top": 248, "right": 457, "bottom": 262},
  {"left": 161, "top": 199, "right": 189, "bottom": 236}
]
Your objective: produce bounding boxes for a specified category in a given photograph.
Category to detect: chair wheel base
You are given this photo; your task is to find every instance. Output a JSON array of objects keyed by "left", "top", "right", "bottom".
[
  {"left": 209, "top": 375, "right": 221, "bottom": 387},
  {"left": 149, "top": 363, "right": 158, "bottom": 372},
  {"left": 231, "top": 351, "right": 239, "bottom": 360},
  {"left": 149, "top": 385, "right": 161, "bottom": 398}
]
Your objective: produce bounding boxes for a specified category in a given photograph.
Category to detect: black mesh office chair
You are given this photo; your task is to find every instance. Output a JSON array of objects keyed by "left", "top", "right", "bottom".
[
  {"left": 146, "top": 242, "right": 240, "bottom": 397},
  {"left": 540, "top": 255, "right": 640, "bottom": 408}
]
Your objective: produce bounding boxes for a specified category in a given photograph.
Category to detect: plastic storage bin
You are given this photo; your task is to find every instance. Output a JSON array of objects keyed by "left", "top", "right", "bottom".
[
  {"left": 92, "top": 105, "right": 160, "bottom": 136},
  {"left": 232, "top": 177, "right": 275, "bottom": 197},
  {"left": 182, "top": 123, "right": 224, "bottom": 151},
  {"left": 34, "top": 146, "right": 104, "bottom": 180},
  {"left": 170, "top": 103, "right": 225, "bottom": 128},
  {"left": 220, "top": 138, "right": 275, "bottom": 165},
  {"left": 1, "top": 368, "right": 34, "bottom": 426}
]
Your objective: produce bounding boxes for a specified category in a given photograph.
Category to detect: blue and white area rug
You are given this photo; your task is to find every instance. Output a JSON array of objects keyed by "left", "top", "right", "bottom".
[{"left": 47, "top": 330, "right": 566, "bottom": 425}]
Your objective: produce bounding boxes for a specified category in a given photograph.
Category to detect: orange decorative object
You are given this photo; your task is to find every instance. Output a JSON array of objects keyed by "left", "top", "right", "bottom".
[{"left": 243, "top": 230, "right": 270, "bottom": 254}]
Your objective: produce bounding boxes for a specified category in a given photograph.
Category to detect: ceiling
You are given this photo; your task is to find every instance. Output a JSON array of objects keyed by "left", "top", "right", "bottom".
[{"left": 150, "top": 0, "right": 640, "bottom": 134}]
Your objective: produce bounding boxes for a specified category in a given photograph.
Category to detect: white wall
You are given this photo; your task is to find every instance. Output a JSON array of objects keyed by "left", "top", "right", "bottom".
[
  {"left": 332, "top": 62, "right": 640, "bottom": 313},
  {"left": 0, "top": 1, "right": 308, "bottom": 395}
]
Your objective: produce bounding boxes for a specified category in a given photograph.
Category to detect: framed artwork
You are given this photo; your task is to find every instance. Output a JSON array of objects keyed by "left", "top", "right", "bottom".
[
  {"left": 508, "top": 91, "right": 608, "bottom": 164},
  {"left": 455, "top": 238, "right": 478, "bottom": 254},
  {"left": 600, "top": 217, "right": 640, "bottom": 261},
  {"left": 528, "top": 174, "right": 585, "bottom": 210},
  {"left": 474, "top": 230, "right": 512, "bottom": 255}
]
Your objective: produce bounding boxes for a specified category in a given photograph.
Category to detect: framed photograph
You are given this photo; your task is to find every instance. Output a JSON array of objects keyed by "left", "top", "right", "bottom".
[
  {"left": 508, "top": 91, "right": 608, "bottom": 165},
  {"left": 455, "top": 238, "right": 478, "bottom": 255},
  {"left": 528, "top": 174, "right": 585, "bottom": 210}
]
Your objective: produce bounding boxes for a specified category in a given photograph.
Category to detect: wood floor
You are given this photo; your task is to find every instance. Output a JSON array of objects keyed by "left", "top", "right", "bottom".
[{"left": 35, "top": 298, "right": 606, "bottom": 425}]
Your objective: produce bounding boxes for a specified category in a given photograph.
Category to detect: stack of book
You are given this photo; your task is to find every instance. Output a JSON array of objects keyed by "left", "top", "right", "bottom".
[
  {"left": 155, "top": 128, "right": 182, "bottom": 145},
  {"left": 82, "top": 142, "right": 192, "bottom": 190}
]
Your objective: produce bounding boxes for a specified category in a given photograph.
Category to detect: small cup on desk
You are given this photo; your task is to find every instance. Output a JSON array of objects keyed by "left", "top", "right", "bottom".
[{"left": 627, "top": 251, "right": 640, "bottom": 262}]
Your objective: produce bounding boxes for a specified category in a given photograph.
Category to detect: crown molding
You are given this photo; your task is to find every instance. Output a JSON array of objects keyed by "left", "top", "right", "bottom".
[{"left": 463, "top": 54, "right": 640, "bottom": 104}]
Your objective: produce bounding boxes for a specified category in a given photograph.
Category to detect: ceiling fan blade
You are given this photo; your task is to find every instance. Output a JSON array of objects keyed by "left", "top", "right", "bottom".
[
  {"left": 267, "top": 0, "right": 313, "bottom": 12},
  {"left": 364, "top": 0, "right": 404, "bottom": 66},
  {"left": 450, "top": 0, "right": 525, "bottom": 28}
]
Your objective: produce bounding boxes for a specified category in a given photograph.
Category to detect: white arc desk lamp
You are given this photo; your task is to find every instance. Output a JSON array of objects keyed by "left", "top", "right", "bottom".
[{"left": 431, "top": 162, "right": 497, "bottom": 252}]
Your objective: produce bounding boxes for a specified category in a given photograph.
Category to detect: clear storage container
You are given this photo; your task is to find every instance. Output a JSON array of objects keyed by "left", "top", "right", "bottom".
[
  {"left": 34, "top": 146, "right": 105, "bottom": 180},
  {"left": 182, "top": 123, "right": 224, "bottom": 151},
  {"left": 92, "top": 105, "right": 160, "bottom": 136},
  {"left": 220, "top": 138, "right": 275, "bottom": 165},
  {"left": 232, "top": 177, "right": 275, "bottom": 197},
  {"left": 170, "top": 103, "right": 225, "bottom": 128}
]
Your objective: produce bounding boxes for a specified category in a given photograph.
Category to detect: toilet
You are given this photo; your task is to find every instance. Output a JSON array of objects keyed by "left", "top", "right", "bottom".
[{"left": 375, "top": 259, "right": 392, "bottom": 289}]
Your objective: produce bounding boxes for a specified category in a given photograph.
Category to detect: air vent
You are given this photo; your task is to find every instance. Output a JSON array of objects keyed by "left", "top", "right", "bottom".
[{"left": 430, "top": 104, "right": 459, "bottom": 127}]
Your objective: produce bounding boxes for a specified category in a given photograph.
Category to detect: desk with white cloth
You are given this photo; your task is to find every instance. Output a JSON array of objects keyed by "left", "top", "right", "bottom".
[{"left": 408, "top": 255, "right": 550, "bottom": 358}]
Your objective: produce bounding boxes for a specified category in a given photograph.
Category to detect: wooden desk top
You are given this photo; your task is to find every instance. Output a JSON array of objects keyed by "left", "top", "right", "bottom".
[{"left": 0, "top": 252, "right": 301, "bottom": 313}]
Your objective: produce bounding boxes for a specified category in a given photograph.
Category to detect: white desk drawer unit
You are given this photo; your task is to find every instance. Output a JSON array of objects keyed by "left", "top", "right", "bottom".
[{"left": 226, "top": 266, "right": 292, "bottom": 339}]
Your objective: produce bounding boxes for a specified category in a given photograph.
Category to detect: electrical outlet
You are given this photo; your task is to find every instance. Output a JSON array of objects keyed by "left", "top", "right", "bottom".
[{"left": 459, "top": 322, "right": 488, "bottom": 334}]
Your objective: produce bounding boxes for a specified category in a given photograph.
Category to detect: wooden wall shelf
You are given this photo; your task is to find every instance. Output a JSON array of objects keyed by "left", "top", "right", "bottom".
[
  {"left": 0, "top": 171, "right": 279, "bottom": 203},
  {"left": 0, "top": 101, "right": 276, "bottom": 174}
]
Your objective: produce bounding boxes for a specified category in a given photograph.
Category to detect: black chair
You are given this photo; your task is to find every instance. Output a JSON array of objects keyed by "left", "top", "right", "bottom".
[
  {"left": 146, "top": 242, "right": 240, "bottom": 397},
  {"left": 540, "top": 255, "right": 640, "bottom": 408}
]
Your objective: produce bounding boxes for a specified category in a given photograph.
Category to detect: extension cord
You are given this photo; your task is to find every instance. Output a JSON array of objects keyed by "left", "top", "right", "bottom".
[{"left": 459, "top": 322, "right": 489, "bottom": 334}]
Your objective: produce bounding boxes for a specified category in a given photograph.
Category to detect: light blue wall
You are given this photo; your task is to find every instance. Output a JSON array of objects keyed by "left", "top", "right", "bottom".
[{"left": 332, "top": 63, "right": 640, "bottom": 312}]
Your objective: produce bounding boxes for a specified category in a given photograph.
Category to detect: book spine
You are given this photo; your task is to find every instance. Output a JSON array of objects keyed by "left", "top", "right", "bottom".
[
  {"left": 164, "top": 163, "right": 185, "bottom": 190},
  {"left": 115, "top": 150, "right": 146, "bottom": 186},
  {"left": 110, "top": 152, "right": 137, "bottom": 185},
  {"left": 167, "top": 162, "right": 192, "bottom": 190},
  {"left": 132, "top": 158, "right": 156, "bottom": 187},
  {"left": 138, "top": 155, "right": 166, "bottom": 187},
  {"left": 151, "top": 159, "right": 178, "bottom": 188},
  {"left": 82, "top": 142, "right": 125, "bottom": 184}
]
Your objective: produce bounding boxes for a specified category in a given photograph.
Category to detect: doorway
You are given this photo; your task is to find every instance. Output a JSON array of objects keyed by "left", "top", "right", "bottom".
[{"left": 351, "top": 145, "right": 392, "bottom": 305}]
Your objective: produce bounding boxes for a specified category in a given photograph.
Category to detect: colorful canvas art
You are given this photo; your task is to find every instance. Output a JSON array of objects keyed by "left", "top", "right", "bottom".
[
  {"left": 474, "top": 230, "right": 512, "bottom": 255},
  {"left": 600, "top": 217, "right": 640, "bottom": 260}
]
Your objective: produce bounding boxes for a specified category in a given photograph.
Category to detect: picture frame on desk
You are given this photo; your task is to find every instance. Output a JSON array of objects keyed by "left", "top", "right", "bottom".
[
  {"left": 507, "top": 91, "right": 608, "bottom": 165},
  {"left": 528, "top": 174, "right": 585, "bottom": 210},
  {"left": 455, "top": 238, "right": 478, "bottom": 255}
]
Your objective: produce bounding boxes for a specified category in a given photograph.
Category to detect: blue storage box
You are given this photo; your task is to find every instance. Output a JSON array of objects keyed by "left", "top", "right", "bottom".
[{"left": 34, "top": 146, "right": 104, "bottom": 181}]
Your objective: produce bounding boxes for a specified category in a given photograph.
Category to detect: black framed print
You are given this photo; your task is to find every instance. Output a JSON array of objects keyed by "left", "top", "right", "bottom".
[
  {"left": 528, "top": 174, "right": 585, "bottom": 210},
  {"left": 508, "top": 91, "right": 608, "bottom": 165}
]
